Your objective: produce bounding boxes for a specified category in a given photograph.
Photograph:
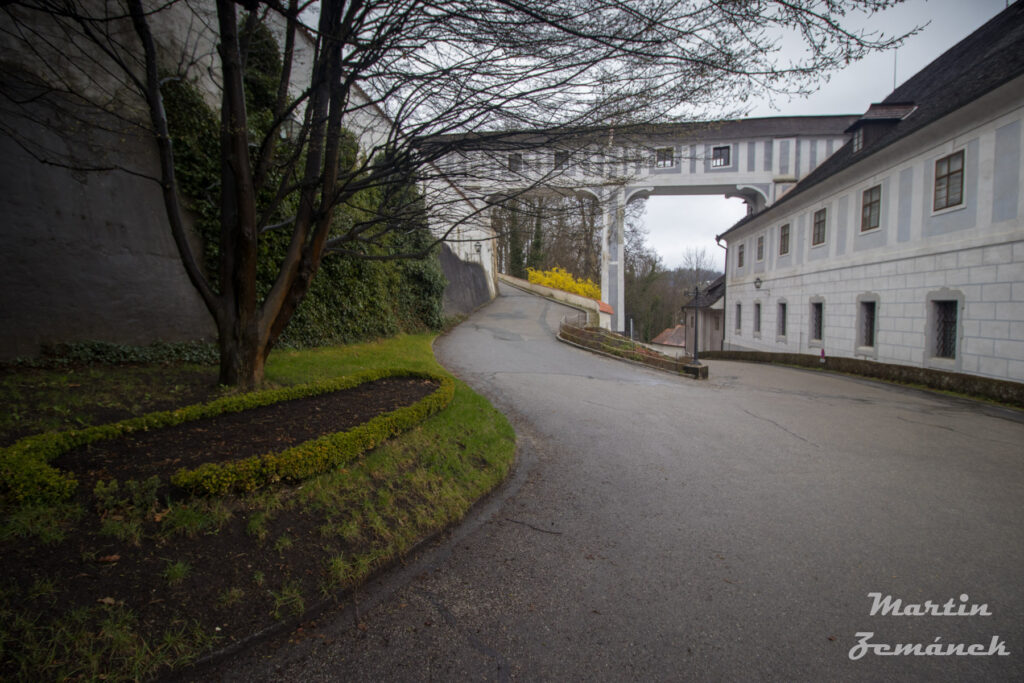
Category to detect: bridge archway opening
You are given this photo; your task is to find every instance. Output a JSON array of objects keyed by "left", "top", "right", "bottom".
[{"left": 639, "top": 194, "right": 748, "bottom": 273}]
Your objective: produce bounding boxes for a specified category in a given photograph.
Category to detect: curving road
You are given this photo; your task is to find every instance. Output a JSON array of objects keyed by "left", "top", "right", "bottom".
[{"left": 219, "top": 284, "right": 1024, "bottom": 681}]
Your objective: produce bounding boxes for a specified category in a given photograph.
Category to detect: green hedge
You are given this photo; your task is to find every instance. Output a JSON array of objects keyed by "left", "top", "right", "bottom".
[
  {"left": 0, "top": 369, "right": 453, "bottom": 505},
  {"left": 171, "top": 375, "right": 455, "bottom": 495}
]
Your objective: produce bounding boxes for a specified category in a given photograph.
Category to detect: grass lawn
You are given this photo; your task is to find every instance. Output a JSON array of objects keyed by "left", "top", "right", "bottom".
[{"left": 0, "top": 334, "right": 515, "bottom": 681}]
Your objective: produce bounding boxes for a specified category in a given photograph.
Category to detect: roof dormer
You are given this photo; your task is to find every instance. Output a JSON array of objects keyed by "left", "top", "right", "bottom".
[{"left": 846, "top": 102, "right": 918, "bottom": 153}]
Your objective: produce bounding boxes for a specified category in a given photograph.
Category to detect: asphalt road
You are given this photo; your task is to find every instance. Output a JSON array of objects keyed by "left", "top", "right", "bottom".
[{"left": 216, "top": 284, "right": 1024, "bottom": 681}]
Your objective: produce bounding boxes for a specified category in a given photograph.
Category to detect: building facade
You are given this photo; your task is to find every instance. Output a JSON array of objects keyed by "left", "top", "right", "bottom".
[{"left": 717, "top": 3, "right": 1024, "bottom": 383}]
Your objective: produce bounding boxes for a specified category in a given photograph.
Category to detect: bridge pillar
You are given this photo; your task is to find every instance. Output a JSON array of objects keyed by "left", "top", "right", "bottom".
[{"left": 600, "top": 187, "right": 626, "bottom": 332}]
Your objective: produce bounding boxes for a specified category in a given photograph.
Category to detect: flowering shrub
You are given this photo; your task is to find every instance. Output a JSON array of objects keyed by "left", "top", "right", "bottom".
[{"left": 527, "top": 267, "right": 601, "bottom": 300}]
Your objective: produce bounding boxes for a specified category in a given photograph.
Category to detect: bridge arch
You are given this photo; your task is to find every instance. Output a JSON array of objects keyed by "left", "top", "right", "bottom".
[{"left": 450, "top": 115, "right": 858, "bottom": 331}]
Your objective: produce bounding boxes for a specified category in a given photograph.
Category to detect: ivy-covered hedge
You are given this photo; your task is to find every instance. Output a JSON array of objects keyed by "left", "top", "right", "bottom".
[
  {"left": 0, "top": 369, "right": 453, "bottom": 505},
  {"left": 161, "top": 19, "right": 446, "bottom": 352}
]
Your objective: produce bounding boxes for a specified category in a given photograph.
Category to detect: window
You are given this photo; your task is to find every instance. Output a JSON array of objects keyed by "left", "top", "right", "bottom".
[
  {"left": 852, "top": 128, "right": 864, "bottom": 154},
  {"left": 735, "top": 303, "right": 742, "bottom": 332},
  {"left": 754, "top": 302, "right": 762, "bottom": 334},
  {"left": 812, "top": 208, "right": 827, "bottom": 246},
  {"left": 714, "top": 315, "right": 720, "bottom": 331},
  {"left": 861, "top": 185, "right": 881, "bottom": 231},
  {"left": 810, "top": 301, "right": 823, "bottom": 342},
  {"left": 934, "top": 300, "right": 958, "bottom": 358},
  {"left": 777, "top": 302, "right": 787, "bottom": 338},
  {"left": 737, "top": 244, "right": 745, "bottom": 268},
  {"left": 508, "top": 153, "right": 523, "bottom": 173},
  {"left": 779, "top": 224, "right": 790, "bottom": 256},
  {"left": 859, "top": 301, "right": 877, "bottom": 348},
  {"left": 933, "top": 150, "right": 964, "bottom": 211},
  {"left": 554, "top": 151, "right": 570, "bottom": 170},
  {"left": 655, "top": 147, "right": 674, "bottom": 168},
  {"left": 756, "top": 235, "right": 764, "bottom": 261},
  {"left": 712, "top": 145, "right": 730, "bottom": 167}
]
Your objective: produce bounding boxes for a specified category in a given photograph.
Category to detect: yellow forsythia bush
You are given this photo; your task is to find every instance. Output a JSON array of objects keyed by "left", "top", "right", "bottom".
[{"left": 527, "top": 266, "right": 601, "bottom": 300}]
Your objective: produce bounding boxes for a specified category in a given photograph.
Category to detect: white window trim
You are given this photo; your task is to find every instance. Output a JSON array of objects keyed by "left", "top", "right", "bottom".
[
  {"left": 859, "top": 184, "right": 883, "bottom": 234},
  {"left": 930, "top": 147, "right": 967, "bottom": 217},
  {"left": 811, "top": 208, "right": 828, "bottom": 248}
]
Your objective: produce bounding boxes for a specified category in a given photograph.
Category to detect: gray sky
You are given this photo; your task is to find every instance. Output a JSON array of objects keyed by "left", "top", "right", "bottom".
[{"left": 644, "top": 0, "right": 1012, "bottom": 273}]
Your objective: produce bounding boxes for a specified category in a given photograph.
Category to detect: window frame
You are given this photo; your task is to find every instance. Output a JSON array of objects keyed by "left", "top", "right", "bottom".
[
  {"left": 711, "top": 145, "right": 731, "bottom": 168},
  {"left": 852, "top": 128, "right": 864, "bottom": 154},
  {"left": 933, "top": 150, "right": 965, "bottom": 212},
  {"left": 655, "top": 147, "right": 675, "bottom": 168},
  {"left": 925, "top": 289, "right": 964, "bottom": 371},
  {"left": 933, "top": 300, "right": 958, "bottom": 359},
  {"left": 809, "top": 299, "right": 824, "bottom": 345},
  {"left": 508, "top": 152, "right": 523, "bottom": 173},
  {"left": 812, "top": 209, "right": 827, "bottom": 246},
  {"left": 855, "top": 294, "right": 880, "bottom": 358},
  {"left": 861, "top": 184, "right": 882, "bottom": 232},
  {"left": 779, "top": 224, "right": 790, "bottom": 256}
]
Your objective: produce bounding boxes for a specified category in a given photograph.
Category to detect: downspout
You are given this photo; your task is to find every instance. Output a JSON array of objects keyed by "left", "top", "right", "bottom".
[{"left": 715, "top": 235, "right": 728, "bottom": 351}]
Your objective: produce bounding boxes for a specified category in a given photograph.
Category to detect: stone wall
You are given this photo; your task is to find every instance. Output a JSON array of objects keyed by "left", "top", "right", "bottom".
[{"left": 439, "top": 244, "right": 492, "bottom": 317}]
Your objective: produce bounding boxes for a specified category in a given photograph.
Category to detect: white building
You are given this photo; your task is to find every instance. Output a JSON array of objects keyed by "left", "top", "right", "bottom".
[{"left": 716, "top": 2, "right": 1024, "bottom": 384}]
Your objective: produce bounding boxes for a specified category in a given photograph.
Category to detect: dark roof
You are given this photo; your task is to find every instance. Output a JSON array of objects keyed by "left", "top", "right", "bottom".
[
  {"left": 718, "top": 1, "right": 1024, "bottom": 241},
  {"left": 426, "top": 115, "right": 860, "bottom": 148},
  {"left": 845, "top": 103, "right": 917, "bottom": 130},
  {"left": 682, "top": 274, "right": 725, "bottom": 308},
  {"left": 652, "top": 325, "right": 687, "bottom": 347}
]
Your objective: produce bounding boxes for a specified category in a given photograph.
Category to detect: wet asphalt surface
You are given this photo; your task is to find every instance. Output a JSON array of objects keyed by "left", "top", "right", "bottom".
[{"left": 211, "top": 284, "right": 1024, "bottom": 681}]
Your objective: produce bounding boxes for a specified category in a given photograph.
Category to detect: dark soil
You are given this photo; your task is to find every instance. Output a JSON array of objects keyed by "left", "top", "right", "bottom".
[
  {"left": 0, "top": 376, "right": 440, "bottom": 680},
  {"left": 54, "top": 377, "right": 439, "bottom": 492}
]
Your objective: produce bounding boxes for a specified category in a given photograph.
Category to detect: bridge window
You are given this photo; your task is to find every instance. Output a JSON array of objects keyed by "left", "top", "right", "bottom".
[
  {"left": 934, "top": 150, "right": 964, "bottom": 211},
  {"left": 508, "top": 153, "right": 523, "bottom": 173},
  {"left": 712, "top": 145, "right": 730, "bottom": 168},
  {"left": 812, "top": 208, "right": 827, "bottom": 246},
  {"left": 779, "top": 224, "right": 790, "bottom": 255},
  {"left": 554, "top": 151, "right": 570, "bottom": 170},
  {"left": 655, "top": 147, "right": 675, "bottom": 168},
  {"left": 861, "top": 185, "right": 881, "bottom": 231}
]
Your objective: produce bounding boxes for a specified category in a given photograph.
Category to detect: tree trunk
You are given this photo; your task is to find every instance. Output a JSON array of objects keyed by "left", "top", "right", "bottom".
[{"left": 217, "top": 320, "right": 267, "bottom": 389}]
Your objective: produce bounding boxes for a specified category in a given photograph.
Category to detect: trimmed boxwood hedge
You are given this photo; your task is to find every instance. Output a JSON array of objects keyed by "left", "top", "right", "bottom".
[{"left": 0, "top": 369, "right": 454, "bottom": 505}]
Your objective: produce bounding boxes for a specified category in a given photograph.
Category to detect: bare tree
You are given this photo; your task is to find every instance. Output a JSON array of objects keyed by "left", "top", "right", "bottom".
[{"left": 0, "top": 0, "right": 914, "bottom": 387}]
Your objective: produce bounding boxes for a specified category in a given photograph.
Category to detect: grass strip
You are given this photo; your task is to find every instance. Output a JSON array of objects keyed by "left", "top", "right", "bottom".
[{"left": 0, "top": 334, "right": 516, "bottom": 681}]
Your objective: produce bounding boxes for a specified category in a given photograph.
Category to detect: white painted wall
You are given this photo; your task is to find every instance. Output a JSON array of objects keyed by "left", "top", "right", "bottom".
[{"left": 723, "top": 76, "right": 1024, "bottom": 382}]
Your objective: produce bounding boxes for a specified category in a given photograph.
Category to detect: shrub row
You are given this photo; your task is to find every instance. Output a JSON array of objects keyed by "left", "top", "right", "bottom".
[
  {"left": 171, "top": 375, "right": 455, "bottom": 495},
  {"left": 12, "top": 340, "right": 219, "bottom": 368},
  {"left": 559, "top": 325, "right": 688, "bottom": 373},
  {"left": 0, "top": 369, "right": 453, "bottom": 505},
  {"left": 527, "top": 266, "right": 601, "bottom": 300}
]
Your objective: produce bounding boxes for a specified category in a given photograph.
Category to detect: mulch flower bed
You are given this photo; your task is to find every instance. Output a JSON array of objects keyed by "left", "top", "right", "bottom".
[
  {"left": 1, "top": 377, "right": 442, "bottom": 680},
  {"left": 53, "top": 377, "right": 438, "bottom": 492}
]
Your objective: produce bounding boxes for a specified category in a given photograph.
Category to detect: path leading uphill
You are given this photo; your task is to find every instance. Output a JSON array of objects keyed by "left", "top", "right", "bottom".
[{"left": 215, "top": 284, "right": 1024, "bottom": 681}]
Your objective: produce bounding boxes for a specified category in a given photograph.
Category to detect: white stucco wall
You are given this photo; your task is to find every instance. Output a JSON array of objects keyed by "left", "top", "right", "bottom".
[{"left": 722, "top": 77, "right": 1024, "bottom": 383}]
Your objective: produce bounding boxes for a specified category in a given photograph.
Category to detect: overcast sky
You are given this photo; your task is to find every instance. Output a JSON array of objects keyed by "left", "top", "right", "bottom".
[{"left": 644, "top": 0, "right": 1013, "bottom": 273}]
